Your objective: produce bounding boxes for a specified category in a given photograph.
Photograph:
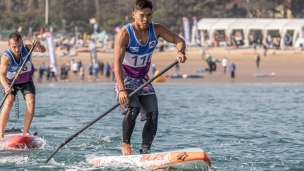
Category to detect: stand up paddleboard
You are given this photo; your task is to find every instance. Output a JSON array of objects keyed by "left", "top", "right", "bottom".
[
  {"left": 0, "top": 129, "right": 44, "bottom": 149},
  {"left": 89, "top": 148, "right": 211, "bottom": 170}
]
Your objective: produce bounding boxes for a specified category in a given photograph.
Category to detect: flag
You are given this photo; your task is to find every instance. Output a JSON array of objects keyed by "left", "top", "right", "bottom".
[
  {"left": 89, "top": 40, "right": 97, "bottom": 65},
  {"left": 44, "top": 32, "right": 57, "bottom": 73},
  {"left": 182, "top": 17, "right": 191, "bottom": 46},
  {"left": 192, "top": 16, "right": 201, "bottom": 45}
]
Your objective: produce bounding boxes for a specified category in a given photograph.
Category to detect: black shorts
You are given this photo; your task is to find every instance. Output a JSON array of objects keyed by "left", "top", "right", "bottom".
[
  {"left": 4, "top": 80, "right": 36, "bottom": 96},
  {"left": 231, "top": 71, "right": 235, "bottom": 78},
  {"left": 119, "top": 90, "right": 158, "bottom": 121}
]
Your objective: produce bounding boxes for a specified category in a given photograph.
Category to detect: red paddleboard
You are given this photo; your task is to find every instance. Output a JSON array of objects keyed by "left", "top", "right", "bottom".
[{"left": 0, "top": 129, "right": 43, "bottom": 149}]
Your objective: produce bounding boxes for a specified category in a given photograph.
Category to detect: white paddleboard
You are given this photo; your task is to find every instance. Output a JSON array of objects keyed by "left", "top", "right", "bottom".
[{"left": 88, "top": 148, "right": 211, "bottom": 170}]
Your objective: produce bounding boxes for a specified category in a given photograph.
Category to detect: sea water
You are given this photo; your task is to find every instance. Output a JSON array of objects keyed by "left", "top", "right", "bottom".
[{"left": 0, "top": 82, "right": 303, "bottom": 170}]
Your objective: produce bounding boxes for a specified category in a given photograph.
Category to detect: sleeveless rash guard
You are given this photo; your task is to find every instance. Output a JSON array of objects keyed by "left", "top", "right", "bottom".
[
  {"left": 3, "top": 41, "right": 34, "bottom": 84},
  {"left": 122, "top": 22, "right": 158, "bottom": 78}
]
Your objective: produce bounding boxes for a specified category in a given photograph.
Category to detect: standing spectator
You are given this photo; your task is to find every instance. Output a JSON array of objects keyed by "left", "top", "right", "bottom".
[
  {"left": 66, "top": 60, "right": 71, "bottom": 71},
  {"left": 71, "top": 60, "right": 79, "bottom": 75},
  {"left": 256, "top": 54, "right": 260, "bottom": 68},
  {"left": 79, "top": 66, "right": 85, "bottom": 82},
  {"left": 64, "top": 63, "right": 70, "bottom": 82},
  {"left": 77, "top": 60, "right": 83, "bottom": 71},
  {"left": 111, "top": 63, "right": 115, "bottom": 81},
  {"left": 93, "top": 63, "right": 99, "bottom": 80},
  {"left": 88, "top": 64, "right": 93, "bottom": 82},
  {"left": 230, "top": 62, "right": 236, "bottom": 82},
  {"left": 60, "top": 64, "right": 67, "bottom": 82},
  {"left": 205, "top": 53, "right": 213, "bottom": 74},
  {"left": 105, "top": 62, "right": 111, "bottom": 78},
  {"left": 221, "top": 57, "right": 228, "bottom": 74},
  {"left": 37, "top": 62, "right": 45, "bottom": 82},
  {"left": 267, "top": 35, "right": 272, "bottom": 48},
  {"left": 151, "top": 64, "right": 156, "bottom": 75},
  {"left": 253, "top": 42, "right": 257, "bottom": 52},
  {"left": 45, "top": 65, "right": 51, "bottom": 82},
  {"left": 211, "top": 58, "right": 217, "bottom": 71},
  {"left": 263, "top": 44, "right": 267, "bottom": 56},
  {"left": 49, "top": 65, "right": 57, "bottom": 82},
  {"left": 99, "top": 60, "right": 104, "bottom": 76}
]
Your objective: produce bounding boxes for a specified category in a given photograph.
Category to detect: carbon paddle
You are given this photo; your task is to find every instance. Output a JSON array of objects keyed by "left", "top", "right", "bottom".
[
  {"left": 0, "top": 45, "right": 36, "bottom": 109},
  {"left": 45, "top": 59, "right": 179, "bottom": 163}
]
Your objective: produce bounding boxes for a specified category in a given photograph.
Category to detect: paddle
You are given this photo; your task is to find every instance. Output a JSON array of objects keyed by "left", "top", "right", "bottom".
[
  {"left": 45, "top": 59, "right": 179, "bottom": 163},
  {"left": 0, "top": 45, "right": 36, "bottom": 109}
]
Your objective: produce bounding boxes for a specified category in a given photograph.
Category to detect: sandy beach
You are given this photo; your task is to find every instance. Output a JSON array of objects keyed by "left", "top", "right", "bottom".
[{"left": 1, "top": 40, "right": 303, "bottom": 84}]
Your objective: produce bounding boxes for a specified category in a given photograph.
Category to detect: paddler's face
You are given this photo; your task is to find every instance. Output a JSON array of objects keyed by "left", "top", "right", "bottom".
[
  {"left": 8, "top": 39, "right": 22, "bottom": 56},
  {"left": 132, "top": 8, "right": 153, "bottom": 28}
]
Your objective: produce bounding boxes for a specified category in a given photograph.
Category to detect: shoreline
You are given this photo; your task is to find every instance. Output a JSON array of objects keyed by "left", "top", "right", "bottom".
[{"left": 1, "top": 41, "right": 304, "bottom": 85}]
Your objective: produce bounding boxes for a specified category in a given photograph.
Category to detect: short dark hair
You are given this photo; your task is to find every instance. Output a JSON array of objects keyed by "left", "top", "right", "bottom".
[
  {"left": 8, "top": 32, "right": 22, "bottom": 42},
  {"left": 134, "top": 0, "right": 153, "bottom": 11}
]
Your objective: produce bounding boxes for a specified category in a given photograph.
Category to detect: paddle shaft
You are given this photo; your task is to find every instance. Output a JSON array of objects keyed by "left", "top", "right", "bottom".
[
  {"left": 45, "top": 60, "right": 179, "bottom": 163},
  {"left": 0, "top": 45, "right": 36, "bottom": 109}
]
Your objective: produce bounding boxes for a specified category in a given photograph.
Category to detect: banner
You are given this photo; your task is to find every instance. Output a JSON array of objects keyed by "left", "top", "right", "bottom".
[
  {"left": 192, "top": 16, "right": 201, "bottom": 45},
  {"left": 89, "top": 40, "right": 97, "bottom": 65},
  {"left": 44, "top": 32, "right": 57, "bottom": 73},
  {"left": 75, "top": 26, "right": 78, "bottom": 48},
  {"left": 182, "top": 17, "right": 191, "bottom": 46}
]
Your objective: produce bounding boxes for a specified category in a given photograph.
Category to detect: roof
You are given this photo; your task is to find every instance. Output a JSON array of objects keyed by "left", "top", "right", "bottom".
[{"left": 197, "top": 18, "right": 304, "bottom": 31}]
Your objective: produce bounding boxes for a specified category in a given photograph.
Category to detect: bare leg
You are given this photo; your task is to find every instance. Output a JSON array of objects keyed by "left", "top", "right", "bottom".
[
  {"left": 23, "top": 94, "right": 35, "bottom": 136},
  {"left": 0, "top": 95, "right": 15, "bottom": 139}
]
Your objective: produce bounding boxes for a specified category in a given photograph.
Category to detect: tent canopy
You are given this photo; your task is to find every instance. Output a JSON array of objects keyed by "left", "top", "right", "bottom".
[
  {"left": 197, "top": 18, "right": 304, "bottom": 47},
  {"left": 198, "top": 18, "right": 304, "bottom": 31}
]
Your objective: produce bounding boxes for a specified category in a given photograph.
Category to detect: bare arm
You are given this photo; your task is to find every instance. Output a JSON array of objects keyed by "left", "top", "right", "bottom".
[
  {"left": 154, "top": 23, "right": 186, "bottom": 63},
  {"left": 114, "top": 27, "right": 129, "bottom": 104},
  {"left": 0, "top": 55, "right": 13, "bottom": 94},
  {"left": 25, "top": 40, "right": 46, "bottom": 53}
]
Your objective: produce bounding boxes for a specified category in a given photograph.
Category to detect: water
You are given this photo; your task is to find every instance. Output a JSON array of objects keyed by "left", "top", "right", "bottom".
[{"left": 0, "top": 82, "right": 303, "bottom": 170}]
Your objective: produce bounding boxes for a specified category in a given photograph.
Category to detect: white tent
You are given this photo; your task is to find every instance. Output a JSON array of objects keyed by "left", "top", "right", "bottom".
[
  {"left": 197, "top": 18, "right": 304, "bottom": 48},
  {"left": 281, "top": 19, "right": 304, "bottom": 47}
]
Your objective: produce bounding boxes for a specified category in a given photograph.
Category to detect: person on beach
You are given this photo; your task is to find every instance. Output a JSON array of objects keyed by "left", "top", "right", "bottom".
[
  {"left": 256, "top": 54, "right": 260, "bottom": 68},
  {"left": 230, "top": 61, "right": 236, "bottom": 82},
  {"left": 221, "top": 57, "right": 228, "bottom": 74},
  {"left": 37, "top": 62, "right": 45, "bottom": 82},
  {"left": 114, "top": 0, "right": 186, "bottom": 155},
  {"left": 0, "top": 32, "right": 46, "bottom": 140},
  {"left": 151, "top": 64, "right": 156, "bottom": 75}
]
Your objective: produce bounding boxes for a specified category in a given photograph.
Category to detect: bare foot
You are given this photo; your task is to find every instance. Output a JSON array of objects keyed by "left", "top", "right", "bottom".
[
  {"left": 23, "top": 132, "right": 32, "bottom": 136},
  {"left": 122, "top": 142, "right": 133, "bottom": 155}
]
